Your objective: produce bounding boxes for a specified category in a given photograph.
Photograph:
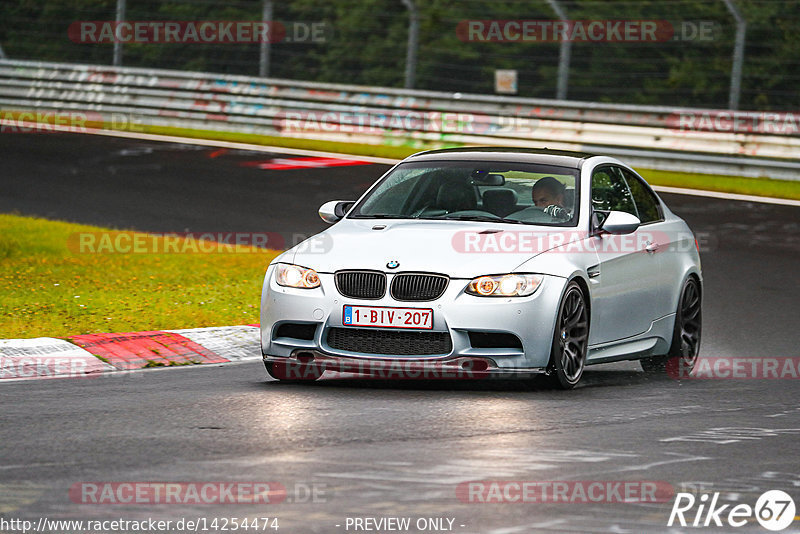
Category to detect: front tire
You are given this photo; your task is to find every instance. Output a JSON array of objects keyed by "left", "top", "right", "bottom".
[
  {"left": 641, "top": 277, "right": 702, "bottom": 375},
  {"left": 546, "top": 282, "right": 589, "bottom": 389}
]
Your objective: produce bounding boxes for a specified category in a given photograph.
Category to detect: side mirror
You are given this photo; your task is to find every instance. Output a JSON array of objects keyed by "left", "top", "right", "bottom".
[
  {"left": 319, "top": 200, "right": 354, "bottom": 224},
  {"left": 599, "top": 210, "right": 640, "bottom": 235}
]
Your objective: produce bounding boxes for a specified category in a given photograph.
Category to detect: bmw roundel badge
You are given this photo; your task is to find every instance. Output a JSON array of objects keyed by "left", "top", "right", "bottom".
[{"left": 386, "top": 260, "right": 400, "bottom": 269}]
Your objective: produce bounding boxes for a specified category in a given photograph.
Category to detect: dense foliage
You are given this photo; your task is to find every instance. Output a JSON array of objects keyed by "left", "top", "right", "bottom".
[{"left": 1, "top": 0, "right": 798, "bottom": 110}]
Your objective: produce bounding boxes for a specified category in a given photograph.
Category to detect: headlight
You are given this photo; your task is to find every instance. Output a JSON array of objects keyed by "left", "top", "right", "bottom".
[
  {"left": 275, "top": 264, "right": 321, "bottom": 289},
  {"left": 466, "top": 274, "right": 543, "bottom": 297}
]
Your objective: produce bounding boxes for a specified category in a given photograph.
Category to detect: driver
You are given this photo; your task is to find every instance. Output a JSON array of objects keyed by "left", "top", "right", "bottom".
[{"left": 532, "top": 177, "right": 570, "bottom": 219}]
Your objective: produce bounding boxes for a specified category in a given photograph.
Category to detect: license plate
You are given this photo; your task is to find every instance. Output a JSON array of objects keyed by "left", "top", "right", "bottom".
[{"left": 343, "top": 305, "right": 433, "bottom": 329}]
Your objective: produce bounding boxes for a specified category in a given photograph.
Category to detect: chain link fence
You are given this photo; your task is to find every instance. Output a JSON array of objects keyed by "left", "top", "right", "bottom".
[{"left": 1, "top": 0, "right": 798, "bottom": 111}]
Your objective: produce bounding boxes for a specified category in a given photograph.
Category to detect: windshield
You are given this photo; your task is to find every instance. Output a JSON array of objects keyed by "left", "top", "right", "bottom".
[{"left": 349, "top": 161, "right": 580, "bottom": 226}]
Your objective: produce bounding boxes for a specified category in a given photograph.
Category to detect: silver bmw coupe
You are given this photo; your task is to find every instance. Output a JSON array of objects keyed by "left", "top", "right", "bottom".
[{"left": 260, "top": 148, "right": 702, "bottom": 389}]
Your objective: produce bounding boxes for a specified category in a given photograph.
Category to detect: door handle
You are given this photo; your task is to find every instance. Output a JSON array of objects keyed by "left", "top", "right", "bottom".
[{"left": 645, "top": 241, "right": 659, "bottom": 253}]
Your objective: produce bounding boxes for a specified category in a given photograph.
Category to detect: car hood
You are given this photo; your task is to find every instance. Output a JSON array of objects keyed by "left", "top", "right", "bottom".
[{"left": 285, "top": 218, "right": 568, "bottom": 278}]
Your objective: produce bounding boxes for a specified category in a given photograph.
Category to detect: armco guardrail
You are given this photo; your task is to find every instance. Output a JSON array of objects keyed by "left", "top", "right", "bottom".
[{"left": 1, "top": 59, "right": 798, "bottom": 180}]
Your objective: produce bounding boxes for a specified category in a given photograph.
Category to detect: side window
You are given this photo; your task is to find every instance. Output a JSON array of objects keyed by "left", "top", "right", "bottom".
[
  {"left": 591, "top": 166, "right": 637, "bottom": 218},
  {"left": 621, "top": 169, "right": 663, "bottom": 224}
]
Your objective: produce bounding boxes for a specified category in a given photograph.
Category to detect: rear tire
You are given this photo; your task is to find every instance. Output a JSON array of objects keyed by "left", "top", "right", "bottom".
[
  {"left": 545, "top": 282, "right": 589, "bottom": 390},
  {"left": 265, "top": 361, "right": 322, "bottom": 382},
  {"left": 640, "top": 277, "right": 702, "bottom": 375}
]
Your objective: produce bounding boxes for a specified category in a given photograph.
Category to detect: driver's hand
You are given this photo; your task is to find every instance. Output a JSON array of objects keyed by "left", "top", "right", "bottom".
[{"left": 543, "top": 205, "right": 569, "bottom": 219}]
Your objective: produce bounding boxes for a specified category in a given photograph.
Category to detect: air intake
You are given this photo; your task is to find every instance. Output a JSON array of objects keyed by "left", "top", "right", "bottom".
[
  {"left": 327, "top": 327, "right": 452, "bottom": 356},
  {"left": 335, "top": 270, "right": 386, "bottom": 299},
  {"left": 391, "top": 273, "right": 449, "bottom": 301}
]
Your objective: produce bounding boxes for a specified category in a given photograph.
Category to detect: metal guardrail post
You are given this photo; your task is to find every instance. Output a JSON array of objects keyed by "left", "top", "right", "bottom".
[
  {"left": 259, "top": 0, "right": 273, "bottom": 77},
  {"left": 401, "top": 0, "right": 419, "bottom": 89},
  {"left": 113, "top": 0, "right": 126, "bottom": 66},
  {"left": 722, "top": 0, "right": 746, "bottom": 110},
  {"left": 0, "top": 44, "right": 6, "bottom": 59},
  {"left": 547, "top": 0, "right": 571, "bottom": 101}
]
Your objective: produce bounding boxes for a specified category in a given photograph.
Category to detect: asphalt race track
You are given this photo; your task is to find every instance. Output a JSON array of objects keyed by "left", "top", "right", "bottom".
[{"left": 1, "top": 132, "right": 799, "bottom": 533}]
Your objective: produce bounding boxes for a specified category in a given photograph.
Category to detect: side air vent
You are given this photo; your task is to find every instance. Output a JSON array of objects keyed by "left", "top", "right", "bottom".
[
  {"left": 468, "top": 332, "right": 523, "bottom": 350},
  {"left": 275, "top": 323, "right": 317, "bottom": 341}
]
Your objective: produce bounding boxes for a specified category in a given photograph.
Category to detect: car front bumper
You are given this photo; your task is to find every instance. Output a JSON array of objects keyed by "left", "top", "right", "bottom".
[{"left": 260, "top": 265, "right": 568, "bottom": 373}]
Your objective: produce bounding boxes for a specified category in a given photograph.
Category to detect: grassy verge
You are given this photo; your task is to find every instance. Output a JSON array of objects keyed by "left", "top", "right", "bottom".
[
  {"left": 0, "top": 214, "right": 280, "bottom": 339},
  {"left": 638, "top": 168, "right": 800, "bottom": 200}
]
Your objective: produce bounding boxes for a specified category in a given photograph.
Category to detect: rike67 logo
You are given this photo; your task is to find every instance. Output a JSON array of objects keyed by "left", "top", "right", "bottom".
[{"left": 668, "top": 490, "right": 796, "bottom": 531}]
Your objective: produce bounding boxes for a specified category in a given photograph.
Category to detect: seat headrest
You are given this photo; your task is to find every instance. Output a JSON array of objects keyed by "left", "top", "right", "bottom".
[
  {"left": 563, "top": 188, "right": 575, "bottom": 209},
  {"left": 482, "top": 188, "right": 518, "bottom": 216},
  {"left": 436, "top": 183, "right": 477, "bottom": 212}
]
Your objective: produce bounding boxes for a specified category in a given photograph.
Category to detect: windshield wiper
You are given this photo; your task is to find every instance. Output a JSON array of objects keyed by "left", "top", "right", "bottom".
[
  {"left": 433, "top": 214, "right": 527, "bottom": 224},
  {"left": 350, "top": 214, "right": 415, "bottom": 219}
]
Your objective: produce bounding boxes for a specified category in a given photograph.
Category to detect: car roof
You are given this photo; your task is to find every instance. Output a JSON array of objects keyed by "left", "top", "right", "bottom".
[{"left": 404, "top": 147, "right": 598, "bottom": 169}]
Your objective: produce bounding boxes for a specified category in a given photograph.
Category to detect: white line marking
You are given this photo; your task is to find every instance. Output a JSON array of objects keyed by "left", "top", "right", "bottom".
[
  {"left": 652, "top": 185, "right": 800, "bottom": 207},
  {"left": 70, "top": 125, "right": 401, "bottom": 164},
  {"left": 0, "top": 463, "right": 73, "bottom": 470}
]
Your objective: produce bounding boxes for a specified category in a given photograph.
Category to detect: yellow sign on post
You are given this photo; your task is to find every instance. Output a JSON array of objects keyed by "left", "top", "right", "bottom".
[{"left": 495, "top": 69, "right": 518, "bottom": 94}]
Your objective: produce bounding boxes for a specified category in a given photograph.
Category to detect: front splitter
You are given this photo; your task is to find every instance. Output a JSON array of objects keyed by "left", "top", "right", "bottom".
[{"left": 263, "top": 351, "right": 547, "bottom": 380}]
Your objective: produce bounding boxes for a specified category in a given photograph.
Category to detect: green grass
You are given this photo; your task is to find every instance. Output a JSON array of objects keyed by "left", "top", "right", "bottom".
[
  {"left": 0, "top": 214, "right": 280, "bottom": 339},
  {"left": 637, "top": 168, "right": 800, "bottom": 200}
]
